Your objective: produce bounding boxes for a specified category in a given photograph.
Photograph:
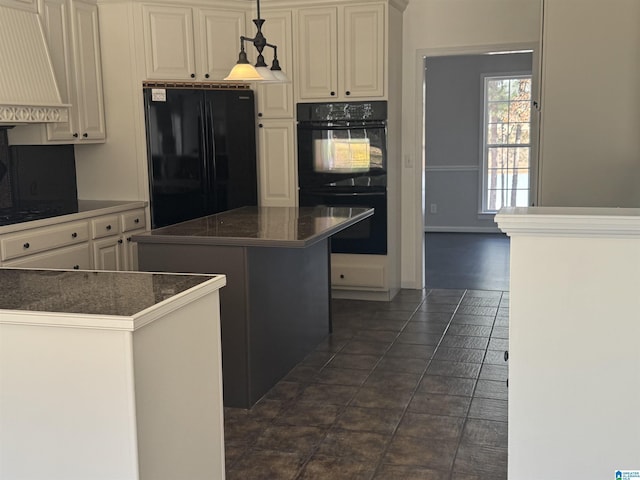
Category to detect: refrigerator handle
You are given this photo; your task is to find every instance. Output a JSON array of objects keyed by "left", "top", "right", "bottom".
[{"left": 204, "top": 98, "right": 217, "bottom": 212}]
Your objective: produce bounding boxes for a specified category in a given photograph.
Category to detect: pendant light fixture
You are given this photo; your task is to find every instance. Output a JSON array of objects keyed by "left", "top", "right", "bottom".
[{"left": 224, "top": 0, "right": 288, "bottom": 82}]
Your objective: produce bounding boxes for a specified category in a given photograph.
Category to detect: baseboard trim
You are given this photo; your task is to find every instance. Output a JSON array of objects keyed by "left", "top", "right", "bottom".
[{"left": 425, "top": 226, "right": 502, "bottom": 233}]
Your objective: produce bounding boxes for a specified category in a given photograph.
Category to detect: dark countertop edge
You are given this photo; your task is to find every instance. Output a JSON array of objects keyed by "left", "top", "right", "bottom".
[
  {"left": 131, "top": 208, "right": 374, "bottom": 248},
  {"left": 0, "top": 272, "right": 226, "bottom": 330},
  {"left": 0, "top": 200, "right": 147, "bottom": 235}
]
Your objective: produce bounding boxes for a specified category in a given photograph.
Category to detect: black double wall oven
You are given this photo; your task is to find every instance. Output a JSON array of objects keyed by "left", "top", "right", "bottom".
[{"left": 297, "top": 101, "right": 387, "bottom": 255}]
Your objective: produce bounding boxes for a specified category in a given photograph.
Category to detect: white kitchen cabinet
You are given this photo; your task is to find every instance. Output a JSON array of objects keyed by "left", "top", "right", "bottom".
[
  {"left": 254, "top": 9, "right": 294, "bottom": 119},
  {"left": 296, "top": 3, "right": 385, "bottom": 101},
  {"left": 90, "top": 214, "right": 122, "bottom": 270},
  {"left": 0, "top": 220, "right": 91, "bottom": 269},
  {"left": 120, "top": 209, "right": 146, "bottom": 270},
  {"left": 141, "top": 3, "right": 244, "bottom": 81},
  {"left": 331, "top": 253, "right": 387, "bottom": 291},
  {"left": 8, "top": 0, "right": 106, "bottom": 145},
  {"left": 91, "top": 209, "right": 146, "bottom": 270},
  {"left": 0, "top": 204, "right": 147, "bottom": 271},
  {"left": 3, "top": 244, "right": 91, "bottom": 270},
  {"left": 257, "top": 119, "right": 296, "bottom": 207}
]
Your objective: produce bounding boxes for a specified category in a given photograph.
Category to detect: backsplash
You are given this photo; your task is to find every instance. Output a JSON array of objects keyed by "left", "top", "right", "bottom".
[{"left": 0, "top": 129, "right": 12, "bottom": 209}]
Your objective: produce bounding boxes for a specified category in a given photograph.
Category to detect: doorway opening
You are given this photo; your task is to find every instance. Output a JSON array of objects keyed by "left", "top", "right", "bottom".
[{"left": 422, "top": 47, "right": 536, "bottom": 290}]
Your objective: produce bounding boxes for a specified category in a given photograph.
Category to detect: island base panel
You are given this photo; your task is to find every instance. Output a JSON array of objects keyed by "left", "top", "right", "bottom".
[{"left": 138, "top": 240, "right": 330, "bottom": 408}]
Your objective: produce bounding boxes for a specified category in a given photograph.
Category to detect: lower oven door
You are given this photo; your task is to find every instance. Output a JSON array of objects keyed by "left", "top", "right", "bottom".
[{"left": 299, "top": 189, "right": 387, "bottom": 255}]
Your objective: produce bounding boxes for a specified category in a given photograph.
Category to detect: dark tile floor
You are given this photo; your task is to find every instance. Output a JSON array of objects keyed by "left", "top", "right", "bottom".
[
  {"left": 224, "top": 288, "right": 509, "bottom": 479},
  {"left": 426, "top": 233, "right": 510, "bottom": 291}
]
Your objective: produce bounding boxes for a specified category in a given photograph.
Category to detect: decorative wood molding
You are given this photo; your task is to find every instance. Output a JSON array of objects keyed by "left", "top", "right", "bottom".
[
  {"left": 496, "top": 207, "right": 640, "bottom": 237},
  {"left": 0, "top": 105, "right": 69, "bottom": 125}
]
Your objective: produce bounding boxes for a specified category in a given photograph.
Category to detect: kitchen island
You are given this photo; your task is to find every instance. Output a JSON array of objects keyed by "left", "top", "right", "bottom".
[
  {"left": 0, "top": 268, "right": 226, "bottom": 480},
  {"left": 134, "top": 206, "right": 373, "bottom": 408}
]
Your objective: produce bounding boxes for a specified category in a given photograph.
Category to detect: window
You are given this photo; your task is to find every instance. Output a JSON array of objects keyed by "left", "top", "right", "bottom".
[{"left": 482, "top": 75, "right": 531, "bottom": 212}]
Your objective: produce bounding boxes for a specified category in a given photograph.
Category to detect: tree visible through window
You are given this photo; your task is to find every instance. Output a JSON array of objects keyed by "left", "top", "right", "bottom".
[{"left": 483, "top": 75, "right": 531, "bottom": 212}]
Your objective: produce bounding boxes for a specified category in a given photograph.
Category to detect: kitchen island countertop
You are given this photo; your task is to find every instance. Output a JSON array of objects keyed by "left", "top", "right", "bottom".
[{"left": 132, "top": 205, "right": 374, "bottom": 247}]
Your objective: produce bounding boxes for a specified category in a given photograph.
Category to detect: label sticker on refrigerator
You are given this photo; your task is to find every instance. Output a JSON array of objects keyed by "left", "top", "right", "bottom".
[{"left": 151, "top": 89, "right": 167, "bottom": 102}]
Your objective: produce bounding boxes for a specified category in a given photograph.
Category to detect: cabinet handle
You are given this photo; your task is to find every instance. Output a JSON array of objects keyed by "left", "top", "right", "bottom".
[
  {"left": 23, "top": 242, "right": 30, "bottom": 249},
  {"left": 73, "top": 133, "right": 78, "bottom": 138},
  {"left": 258, "top": 112, "right": 263, "bottom": 117},
  {"left": 205, "top": 73, "right": 210, "bottom": 79},
  {"left": 330, "top": 91, "right": 336, "bottom": 96},
  {"left": 71, "top": 232, "right": 78, "bottom": 238},
  {"left": 190, "top": 73, "right": 195, "bottom": 78},
  {"left": 82, "top": 133, "right": 88, "bottom": 138},
  {"left": 73, "top": 265, "right": 80, "bottom": 270},
  {"left": 118, "top": 239, "right": 123, "bottom": 244},
  {"left": 134, "top": 218, "right": 140, "bottom": 224},
  {"left": 340, "top": 274, "right": 345, "bottom": 279},
  {"left": 504, "top": 351, "right": 509, "bottom": 362},
  {"left": 127, "top": 236, "right": 132, "bottom": 242},
  {"left": 345, "top": 91, "right": 351, "bottom": 96},
  {"left": 106, "top": 225, "right": 112, "bottom": 231},
  {"left": 258, "top": 123, "right": 263, "bottom": 128}
]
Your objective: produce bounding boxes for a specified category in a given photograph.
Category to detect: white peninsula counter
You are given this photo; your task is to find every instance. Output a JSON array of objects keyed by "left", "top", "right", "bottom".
[
  {"left": 0, "top": 268, "right": 226, "bottom": 480},
  {"left": 495, "top": 207, "right": 640, "bottom": 480}
]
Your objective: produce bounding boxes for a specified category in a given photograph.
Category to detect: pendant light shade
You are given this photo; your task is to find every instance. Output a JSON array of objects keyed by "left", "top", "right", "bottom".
[
  {"left": 225, "top": 0, "right": 288, "bottom": 83},
  {"left": 224, "top": 48, "right": 265, "bottom": 81}
]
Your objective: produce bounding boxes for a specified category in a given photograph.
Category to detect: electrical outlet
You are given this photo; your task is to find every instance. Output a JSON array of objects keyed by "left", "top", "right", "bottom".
[{"left": 430, "top": 203, "right": 437, "bottom": 214}]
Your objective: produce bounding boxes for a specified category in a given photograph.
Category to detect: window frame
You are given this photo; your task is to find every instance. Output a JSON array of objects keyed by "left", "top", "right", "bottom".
[{"left": 479, "top": 72, "right": 533, "bottom": 215}]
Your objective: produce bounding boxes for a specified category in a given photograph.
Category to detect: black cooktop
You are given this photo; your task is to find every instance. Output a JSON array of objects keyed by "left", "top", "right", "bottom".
[{"left": 0, "top": 205, "right": 79, "bottom": 227}]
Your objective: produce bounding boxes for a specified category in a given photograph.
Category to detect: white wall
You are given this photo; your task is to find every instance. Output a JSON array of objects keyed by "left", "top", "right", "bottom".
[
  {"left": 400, "top": 0, "right": 542, "bottom": 288},
  {"left": 538, "top": 0, "right": 640, "bottom": 208}
]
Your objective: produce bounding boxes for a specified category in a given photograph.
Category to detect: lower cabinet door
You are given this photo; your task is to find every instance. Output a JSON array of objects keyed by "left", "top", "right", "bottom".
[
  {"left": 92, "top": 236, "right": 124, "bottom": 271},
  {"left": 3, "top": 244, "right": 91, "bottom": 270}
]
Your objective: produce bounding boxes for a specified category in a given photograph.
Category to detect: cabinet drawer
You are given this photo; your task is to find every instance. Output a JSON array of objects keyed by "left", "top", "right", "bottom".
[
  {"left": 92, "top": 215, "right": 121, "bottom": 239},
  {"left": 1, "top": 222, "right": 89, "bottom": 261},
  {"left": 121, "top": 209, "right": 146, "bottom": 232},
  {"left": 331, "top": 263, "right": 385, "bottom": 288},
  {"left": 3, "top": 243, "right": 91, "bottom": 270}
]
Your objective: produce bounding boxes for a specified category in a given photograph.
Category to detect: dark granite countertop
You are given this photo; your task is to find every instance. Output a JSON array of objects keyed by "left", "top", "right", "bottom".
[
  {"left": 0, "top": 269, "right": 221, "bottom": 316},
  {"left": 132, "top": 206, "right": 374, "bottom": 248}
]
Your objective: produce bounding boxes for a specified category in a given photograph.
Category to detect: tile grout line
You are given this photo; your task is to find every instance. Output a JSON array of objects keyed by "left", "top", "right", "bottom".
[
  {"left": 369, "top": 289, "right": 467, "bottom": 479},
  {"left": 447, "top": 289, "right": 506, "bottom": 480}
]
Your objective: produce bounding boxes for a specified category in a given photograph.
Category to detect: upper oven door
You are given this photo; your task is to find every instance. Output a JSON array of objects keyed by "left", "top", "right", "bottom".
[{"left": 297, "top": 121, "right": 387, "bottom": 189}]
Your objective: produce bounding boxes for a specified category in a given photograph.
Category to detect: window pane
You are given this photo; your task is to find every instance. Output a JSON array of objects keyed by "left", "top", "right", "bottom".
[
  {"left": 507, "top": 123, "right": 531, "bottom": 144},
  {"left": 484, "top": 75, "right": 531, "bottom": 212},
  {"left": 487, "top": 124, "right": 508, "bottom": 144},
  {"left": 487, "top": 147, "right": 507, "bottom": 169},
  {"left": 488, "top": 79, "right": 509, "bottom": 101},
  {"left": 509, "top": 78, "right": 531, "bottom": 100},
  {"left": 509, "top": 101, "right": 531, "bottom": 122},
  {"left": 488, "top": 102, "right": 509, "bottom": 123}
]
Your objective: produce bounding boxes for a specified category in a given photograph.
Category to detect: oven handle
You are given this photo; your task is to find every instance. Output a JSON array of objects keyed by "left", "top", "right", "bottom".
[
  {"left": 301, "top": 190, "right": 386, "bottom": 197},
  {"left": 297, "top": 122, "right": 387, "bottom": 130}
]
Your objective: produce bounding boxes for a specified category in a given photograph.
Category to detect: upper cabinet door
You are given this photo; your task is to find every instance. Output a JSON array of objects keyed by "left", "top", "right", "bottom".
[
  {"left": 39, "top": 0, "right": 77, "bottom": 141},
  {"left": 142, "top": 5, "right": 196, "bottom": 80},
  {"left": 71, "top": 0, "right": 105, "bottom": 141},
  {"left": 256, "top": 10, "right": 294, "bottom": 118},
  {"left": 341, "top": 4, "right": 385, "bottom": 99},
  {"left": 197, "top": 8, "right": 245, "bottom": 81},
  {"left": 295, "top": 3, "right": 386, "bottom": 102},
  {"left": 296, "top": 7, "right": 338, "bottom": 100}
]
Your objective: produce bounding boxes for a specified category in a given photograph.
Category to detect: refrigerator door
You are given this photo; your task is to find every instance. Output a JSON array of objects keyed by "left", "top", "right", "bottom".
[
  {"left": 144, "top": 88, "right": 208, "bottom": 228},
  {"left": 204, "top": 90, "right": 257, "bottom": 214}
]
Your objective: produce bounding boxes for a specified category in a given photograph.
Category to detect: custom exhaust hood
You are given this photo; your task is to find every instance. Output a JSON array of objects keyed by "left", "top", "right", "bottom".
[{"left": 0, "top": 5, "right": 70, "bottom": 125}]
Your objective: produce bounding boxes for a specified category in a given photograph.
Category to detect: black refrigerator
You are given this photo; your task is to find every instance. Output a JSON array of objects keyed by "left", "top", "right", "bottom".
[{"left": 143, "top": 87, "right": 258, "bottom": 228}]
